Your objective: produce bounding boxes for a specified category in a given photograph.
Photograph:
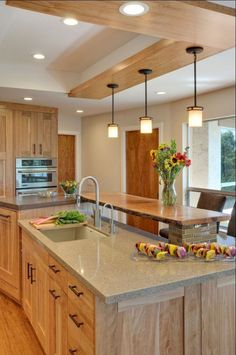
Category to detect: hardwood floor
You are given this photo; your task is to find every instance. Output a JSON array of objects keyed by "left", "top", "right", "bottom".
[{"left": 0, "top": 292, "right": 44, "bottom": 355}]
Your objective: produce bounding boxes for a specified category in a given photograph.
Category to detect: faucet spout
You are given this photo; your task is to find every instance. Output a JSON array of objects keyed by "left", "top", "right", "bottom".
[
  {"left": 103, "top": 203, "right": 115, "bottom": 235},
  {"left": 77, "top": 176, "right": 101, "bottom": 229}
]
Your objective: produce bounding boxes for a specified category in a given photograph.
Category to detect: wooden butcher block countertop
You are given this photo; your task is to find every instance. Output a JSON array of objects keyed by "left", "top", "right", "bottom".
[{"left": 81, "top": 192, "right": 229, "bottom": 226}]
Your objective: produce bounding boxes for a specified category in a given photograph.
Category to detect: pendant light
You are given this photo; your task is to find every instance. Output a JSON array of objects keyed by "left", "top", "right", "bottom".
[
  {"left": 107, "top": 83, "right": 119, "bottom": 138},
  {"left": 186, "top": 46, "right": 204, "bottom": 127},
  {"left": 139, "top": 68, "right": 153, "bottom": 133}
]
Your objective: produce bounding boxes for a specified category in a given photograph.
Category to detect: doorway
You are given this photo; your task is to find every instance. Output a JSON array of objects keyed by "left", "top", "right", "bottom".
[
  {"left": 126, "top": 128, "right": 159, "bottom": 234},
  {"left": 58, "top": 134, "right": 76, "bottom": 186}
]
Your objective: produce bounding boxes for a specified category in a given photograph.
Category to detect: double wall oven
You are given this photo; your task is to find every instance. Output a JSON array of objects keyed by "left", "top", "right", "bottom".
[{"left": 16, "top": 158, "right": 57, "bottom": 196}]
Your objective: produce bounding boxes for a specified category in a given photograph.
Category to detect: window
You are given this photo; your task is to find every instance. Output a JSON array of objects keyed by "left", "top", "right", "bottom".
[{"left": 187, "top": 116, "right": 235, "bottom": 228}]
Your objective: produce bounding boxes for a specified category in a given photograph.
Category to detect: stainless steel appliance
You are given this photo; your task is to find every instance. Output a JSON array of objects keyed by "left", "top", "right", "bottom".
[{"left": 16, "top": 158, "right": 57, "bottom": 196}]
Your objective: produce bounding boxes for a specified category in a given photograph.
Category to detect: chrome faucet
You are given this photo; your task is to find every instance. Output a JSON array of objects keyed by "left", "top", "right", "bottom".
[
  {"left": 77, "top": 176, "right": 101, "bottom": 229},
  {"left": 103, "top": 203, "right": 115, "bottom": 235}
]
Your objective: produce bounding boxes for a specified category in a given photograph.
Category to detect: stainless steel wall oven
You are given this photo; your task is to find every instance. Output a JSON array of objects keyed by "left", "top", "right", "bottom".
[{"left": 16, "top": 158, "right": 57, "bottom": 196}]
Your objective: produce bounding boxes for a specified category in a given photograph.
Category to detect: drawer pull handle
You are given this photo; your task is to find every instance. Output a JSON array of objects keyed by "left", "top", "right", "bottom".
[
  {"left": 69, "top": 349, "right": 77, "bottom": 354},
  {"left": 69, "top": 314, "right": 84, "bottom": 328},
  {"left": 39, "top": 143, "right": 42, "bottom": 155},
  {"left": 49, "top": 289, "right": 60, "bottom": 300},
  {"left": 33, "top": 143, "right": 36, "bottom": 155},
  {"left": 69, "top": 285, "right": 83, "bottom": 298},
  {"left": 27, "top": 262, "right": 32, "bottom": 279},
  {"left": 30, "top": 267, "right": 36, "bottom": 284},
  {"left": 49, "top": 264, "right": 60, "bottom": 273}
]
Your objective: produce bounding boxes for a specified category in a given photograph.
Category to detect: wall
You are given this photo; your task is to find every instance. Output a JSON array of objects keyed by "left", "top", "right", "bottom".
[{"left": 81, "top": 86, "right": 235, "bottom": 202}]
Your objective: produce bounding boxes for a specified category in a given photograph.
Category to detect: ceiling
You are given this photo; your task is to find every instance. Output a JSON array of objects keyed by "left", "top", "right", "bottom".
[{"left": 0, "top": 0, "right": 235, "bottom": 118}]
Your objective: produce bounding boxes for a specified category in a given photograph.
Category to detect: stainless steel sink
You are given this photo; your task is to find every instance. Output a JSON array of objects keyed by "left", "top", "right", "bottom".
[{"left": 41, "top": 225, "right": 108, "bottom": 243}]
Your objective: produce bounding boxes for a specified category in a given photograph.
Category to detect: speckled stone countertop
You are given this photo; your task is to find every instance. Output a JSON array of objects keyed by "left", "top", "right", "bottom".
[
  {"left": 0, "top": 194, "right": 76, "bottom": 210},
  {"left": 19, "top": 220, "right": 235, "bottom": 304}
]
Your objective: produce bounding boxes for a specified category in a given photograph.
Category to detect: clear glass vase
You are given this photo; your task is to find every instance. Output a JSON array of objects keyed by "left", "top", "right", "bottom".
[{"left": 162, "top": 180, "right": 177, "bottom": 206}]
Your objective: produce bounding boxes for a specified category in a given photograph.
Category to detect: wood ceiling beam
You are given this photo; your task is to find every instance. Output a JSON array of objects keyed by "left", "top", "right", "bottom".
[
  {"left": 6, "top": 0, "right": 235, "bottom": 50},
  {"left": 68, "top": 39, "right": 222, "bottom": 99}
]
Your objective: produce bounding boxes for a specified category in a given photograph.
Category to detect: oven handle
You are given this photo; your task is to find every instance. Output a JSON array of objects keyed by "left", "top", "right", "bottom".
[{"left": 16, "top": 169, "right": 57, "bottom": 174}]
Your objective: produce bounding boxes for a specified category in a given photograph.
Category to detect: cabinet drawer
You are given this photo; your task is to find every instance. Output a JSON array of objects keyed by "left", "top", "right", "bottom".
[
  {"left": 48, "top": 255, "right": 68, "bottom": 293},
  {"left": 68, "top": 301, "right": 95, "bottom": 355},
  {"left": 68, "top": 274, "right": 94, "bottom": 321}
]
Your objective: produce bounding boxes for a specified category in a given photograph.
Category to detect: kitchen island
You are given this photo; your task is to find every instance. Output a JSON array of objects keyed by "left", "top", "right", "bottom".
[
  {"left": 19, "top": 219, "right": 235, "bottom": 355},
  {"left": 82, "top": 192, "right": 229, "bottom": 244}
]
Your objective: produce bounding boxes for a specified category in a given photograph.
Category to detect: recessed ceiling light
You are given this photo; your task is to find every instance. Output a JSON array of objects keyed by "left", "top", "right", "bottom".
[
  {"left": 63, "top": 18, "right": 79, "bottom": 26},
  {"left": 33, "top": 53, "right": 45, "bottom": 60},
  {"left": 156, "top": 91, "right": 167, "bottom": 95},
  {"left": 76, "top": 109, "right": 84, "bottom": 113},
  {"left": 119, "top": 2, "right": 149, "bottom": 16},
  {"left": 24, "top": 97, "right": 33, "bottom": 101}
]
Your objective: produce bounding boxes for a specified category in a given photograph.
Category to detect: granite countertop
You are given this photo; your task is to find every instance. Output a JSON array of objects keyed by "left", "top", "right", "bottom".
[
  {"left": 19, "top": 219, "right": 235, "bottom": 304},
  {"left": 0, "top": 194, "right": 76, "bottom": 210},
  {"left": 81, "top": 192, "right": 230, "bottom": 226}
]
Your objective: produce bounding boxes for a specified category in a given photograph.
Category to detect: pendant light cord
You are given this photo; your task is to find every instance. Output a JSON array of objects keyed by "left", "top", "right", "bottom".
[
  {"left": 145, "top": 73, "right": 147, "bottom": 116},
  {"left": 112, "top": 86, "right": 114, "bottom": 124},
  {"left": 194, "top": 51, "right": 197, "bottom": 107}
]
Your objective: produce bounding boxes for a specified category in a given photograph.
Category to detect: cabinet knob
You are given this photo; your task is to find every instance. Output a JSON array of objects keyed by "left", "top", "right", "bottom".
[
  {"left": 48, "top": 264, "right": 60, "bottom": 274},
  {"left": 69, "top": 314, "right": 84, "bottom": 328},
  {"left": 49, "top": 289, "right": 60, "bottom": 300},
  {"left": 68, "top": 285, "right": 83, "bottom": 298},
  {"left": 69, "top": 349, "right": 77, "bottom": 354}
]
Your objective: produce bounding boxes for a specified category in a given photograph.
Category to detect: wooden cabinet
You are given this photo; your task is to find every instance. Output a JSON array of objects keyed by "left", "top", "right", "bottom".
[
  {"left": 0, "top": 207, "right": 20, "bottom": 300},
  {"left": 14, "top": 110, "right": 58, "bottom": 158},
  {"left": 0, "top": 108, "right": 14, "bottom": 197},
  {"left": 49, "top": 277, "right": 68, "bottom": 355},
  {"left": 22, "top": 232, "right": 49, "bottom": 354}
]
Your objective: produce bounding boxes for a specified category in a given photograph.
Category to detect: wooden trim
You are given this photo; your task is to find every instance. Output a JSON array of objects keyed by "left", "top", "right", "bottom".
[
  {"left": 69, "top": 40, "right": 221, "bottom": 99},
  {"left": 217, "top": 275, "right": 235, "bottom": 288},
  {"left": 6, "top": 1, "right": 235, "bottom": 49},
  {"left": 118, "top": 287, "right": 184, "bottom": 312},
  {"left": 0, "top": 102, "right": 58, "bottom": 113}
]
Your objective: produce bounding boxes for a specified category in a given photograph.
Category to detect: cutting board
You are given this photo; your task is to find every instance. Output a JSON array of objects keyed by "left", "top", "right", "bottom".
[{"left": 30, "top": 221, "right": 87, "bottom": 230}]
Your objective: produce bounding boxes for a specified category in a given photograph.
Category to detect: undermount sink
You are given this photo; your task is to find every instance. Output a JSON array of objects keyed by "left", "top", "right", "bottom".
[{"left": 41, "top": 225, "right": 108, "bottom": 243}]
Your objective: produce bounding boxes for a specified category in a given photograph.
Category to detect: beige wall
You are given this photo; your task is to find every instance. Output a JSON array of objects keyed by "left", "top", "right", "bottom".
[{"left": 81, "top": 86, "right": 235, "bottom": 203}]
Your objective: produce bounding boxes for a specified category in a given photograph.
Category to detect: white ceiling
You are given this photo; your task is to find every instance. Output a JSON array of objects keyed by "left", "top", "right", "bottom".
[{"left": 0, "top": 0, "right": 235, "bottom": 118}]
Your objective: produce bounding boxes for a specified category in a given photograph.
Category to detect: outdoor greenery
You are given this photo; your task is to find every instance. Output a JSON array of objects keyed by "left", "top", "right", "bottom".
[{"left": 221, "top": 130, "right": 236, "bottom": 186}]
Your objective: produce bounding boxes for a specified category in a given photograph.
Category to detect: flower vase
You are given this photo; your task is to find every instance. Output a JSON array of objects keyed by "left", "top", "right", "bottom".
[{"left": 162, "top": 180, "right": 177, "bottom": 206}]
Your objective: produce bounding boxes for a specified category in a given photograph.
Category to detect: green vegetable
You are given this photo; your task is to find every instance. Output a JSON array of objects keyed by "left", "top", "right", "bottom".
[{"left": 54, "top": 210, "right": 86, "bottom": 225}]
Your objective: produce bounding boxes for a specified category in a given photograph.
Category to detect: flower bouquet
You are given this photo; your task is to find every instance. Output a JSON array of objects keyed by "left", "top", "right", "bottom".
[
  {"left": 60, "top": 180, "right": 78, "bottom": 198},
  {"left": 150, "top": 140, "right": 191, "bottom": 206}
]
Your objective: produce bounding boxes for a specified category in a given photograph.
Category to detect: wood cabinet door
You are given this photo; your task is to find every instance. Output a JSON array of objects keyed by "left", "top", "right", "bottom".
[
  {"left": 0, "top": 208, "right": 19, "bottom": 288},
  {"left": 126, "top": 128, "right": 159, "bottom": 234},
  {"left": 14, "top": 110, "right": 36, "bottom": 157},
  {"left": 37, "top": 112, "right": 58, "bottom": 158},
  {"left": 33, "top": 255, "right": 50, "bottom": 354},
  {"left": 49, "top": 277, "right": 68, "bottom": 355},
  {"left": 0, "top": 108, "right": 13, "bottom": 197},
  {"left": 22, "top": 238, "right": 34, "bottom": 323}
]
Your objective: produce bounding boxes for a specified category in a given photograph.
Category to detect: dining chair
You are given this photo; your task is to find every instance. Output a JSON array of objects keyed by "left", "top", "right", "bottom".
[
  {"left": 227, "top": 201, "right": 236, "bottom": 237},
  {"left": 159, "top": 192, "right": 227, "bottom": 239}
]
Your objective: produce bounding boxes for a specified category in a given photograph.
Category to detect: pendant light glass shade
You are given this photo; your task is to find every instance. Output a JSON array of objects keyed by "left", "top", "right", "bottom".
[
  {"left": 108, "top": 123, "right": 119, "bottom": 138},
  {"left": 187, "top": 106, "right": 203, "bottom": 127},
  {"left": 138, "top": 69, "right": 153, "bottom": 134},
  {"left": 107, "top": 83, "right": 119, "bottom": 138},
  {"left": 140, "top": 117, "right": 152, "bottom": 133},
  {"left": 186, "top": 46, "right": 204, "bottom": 128}
]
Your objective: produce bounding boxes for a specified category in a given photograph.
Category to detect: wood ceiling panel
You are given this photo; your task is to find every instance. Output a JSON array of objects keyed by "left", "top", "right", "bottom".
[
  {"left": 6, "top": 0, "right": 235, "bottom": 50},
  {"left": 68, "top": 39, "right": 222, "bottom": 99}
]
